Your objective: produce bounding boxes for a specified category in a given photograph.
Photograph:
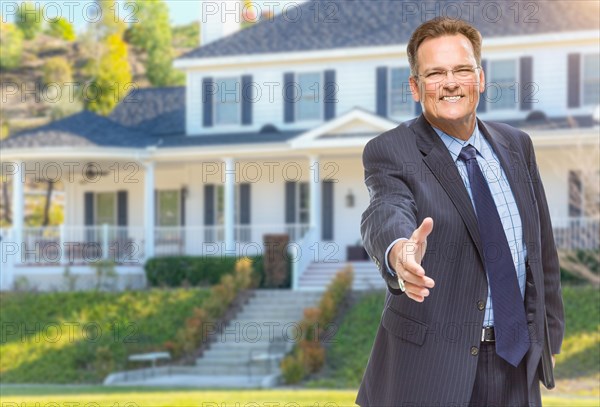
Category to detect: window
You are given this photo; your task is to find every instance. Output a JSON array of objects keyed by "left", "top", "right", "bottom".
[
  {"left": 568, "top": 170, "right": 583, "bottom": 217},
  {"left": 157, "top": 190, "right": 180, "bottom": 226},
  {"left": 213, "top": 185, "right": 245, "bottom": 225},
  {"left": 296, "top": 72, "right": 321, "bottom": 121},
  {"left": 389, "top": 67, "right": 413, "bottom": 117},
  {"left": 298, "top": 182, "right": 310, "bottom": 225},
  {"left": 488, "top": 60, "right": 517, "bottom": 111},
  {"left": 583, "top": 54, "right": 600, "bottom": 106},
  {"left": 214, "top": 77, "right": 240, "bottom": 125},
  {"left": 569, "top": 170, "right": 600, "bottom": 217},
  {"left": 96, "top": 192, "right": 116, "bottom": 225}
]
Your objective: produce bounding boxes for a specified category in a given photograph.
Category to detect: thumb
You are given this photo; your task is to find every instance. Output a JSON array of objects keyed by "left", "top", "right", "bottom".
[{"left": 412, "top": 217, "right": 434, "bottom": 244}]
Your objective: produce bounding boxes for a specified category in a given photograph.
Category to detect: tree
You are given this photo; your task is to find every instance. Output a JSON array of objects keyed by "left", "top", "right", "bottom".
[
  {"left": 15, "top": 2, "right": 42, "bottom": 40},
  {"left": 43, "top": 57, "right": 73, "bottom": 86},
  {"left": 0, "top": 21, "right": 24, "bottom": 70},
  {"left": 47, "top": 17, "right": 76, "bottom": 41},
  {"left": 97, "top": 0, "right": 126, "bottom": 39},
  {"left": 85, "top": 34, "right": 132, "bottom": 115},
  {"left": 126, "top": 0, "right": 183, "bottom": 86}
]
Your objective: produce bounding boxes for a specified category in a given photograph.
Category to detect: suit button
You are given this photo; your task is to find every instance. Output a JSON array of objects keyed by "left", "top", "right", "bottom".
[
  {"left": 477, "top": 300, "right": 485, "bottom": 311},
  {"left": 471, "top": 346, "right": 479, "bottom": 356}
]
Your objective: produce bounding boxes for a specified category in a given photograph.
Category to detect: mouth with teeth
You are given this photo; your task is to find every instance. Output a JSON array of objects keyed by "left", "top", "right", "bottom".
[{"left": 441, "top": 95, "right": 464, "bottom": 103}]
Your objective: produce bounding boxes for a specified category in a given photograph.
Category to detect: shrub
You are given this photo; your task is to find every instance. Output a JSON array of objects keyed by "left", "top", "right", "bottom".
[
  {"left": 281, "top": 265, "right": 354, "bottom": 384},
  {"left": 169, "top": 257, "right": 256, "bottom": 359},
  {"left": 281, "top": 351, "right": 305, "bottom": 384},
  {"left": 144, "top": 255, "right": 286, "bottom": 288}
]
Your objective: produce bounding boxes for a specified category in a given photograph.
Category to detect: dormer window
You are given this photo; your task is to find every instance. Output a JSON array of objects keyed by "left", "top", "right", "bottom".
[
  {"left": 215, "top": 77, "right": 240, "bottom": 125},
  {"left": 583, "top": 53, "right": 600, "bottom": 106},
  {"left": 487, "top": 59, "right": 518, "bottom": 111},
  {"left": 297, "top": 72, "right": 322, "bottom": 121}
]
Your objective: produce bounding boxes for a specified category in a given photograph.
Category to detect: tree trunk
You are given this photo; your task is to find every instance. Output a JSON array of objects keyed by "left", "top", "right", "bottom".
[{"left": 42, "top": 180, "right": 54, "bottom": 226}]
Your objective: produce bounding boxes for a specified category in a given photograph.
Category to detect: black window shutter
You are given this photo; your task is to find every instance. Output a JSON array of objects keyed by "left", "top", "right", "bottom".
[
  {"left": 84, "top": 192, "right": 94, "bottom": 226},
  {"left": 376, "top": 66, "right": 388, "bottom": 117},
  {"left": 204, "top": 185, "right": 215, "bottom": 226},
  {"left": 180, "top": 188, "right": 186, "bottom": 226},
  {"left": 520, "top": 56, "right": 533, "bottom": 111},
  {"left": 321, "top": 180, "right": 334, "bottom": 241},
  {"left": 324, "top": 69, "right": 336, "bottom": 121},
  {"left": 84, "top": 192, "right": 94, "bottom": 242},
  {"left": 477, "top": 59, "right": 488, "bottom": 113},
  {"left": 241, "top": 75, "right": 253, "bottom": 125},
  {"left": 284, "top": 72, "right": 295, "bottom": 123},
  {"left": 568, "top": 53, "right": 581, "bottom": 108},
  {"left": 285, "top": 181, "right": 296, "bottom": 224},
  {"left": 117, "top": 190, "right": 128, "bottom": 226},
  {"left": 202, "top": 77, "right": 214, "bottom": 127},
  {"left": 240, "top": 183, "right": 251, "bottom": 225}
]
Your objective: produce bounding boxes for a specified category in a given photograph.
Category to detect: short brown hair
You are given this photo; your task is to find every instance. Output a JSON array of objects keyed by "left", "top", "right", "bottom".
[{"left": 407, "top": 17, "right": 482, "bottom": 77}]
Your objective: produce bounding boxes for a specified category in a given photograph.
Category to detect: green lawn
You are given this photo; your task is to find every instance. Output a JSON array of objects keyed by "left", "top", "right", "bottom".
[
  {"left": 0, "top": 387, "right": 598, "bottom": 406},
  {"left": 0, "top": 289, "right": 210, "bottom": 383},
  {"left": 308, "top": 285, "right": 600, "bottom": 392}
]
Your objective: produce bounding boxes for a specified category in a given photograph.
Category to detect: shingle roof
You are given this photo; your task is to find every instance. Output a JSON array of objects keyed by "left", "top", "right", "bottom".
[
  {"left": 0, "top": 108, "right": 303, "bottom": 150},
  {"left": 178, "top": 0, "right": 600, "bottom": 60},
  {"left": 109, "top": 87, "right": 186, "bottom": 136},
  {"left": 0, "top": 110, "right": 150, "bottom": 149}
]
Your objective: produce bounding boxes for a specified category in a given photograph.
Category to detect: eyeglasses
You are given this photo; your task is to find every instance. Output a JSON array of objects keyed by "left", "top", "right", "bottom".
[{"left": 416, "top": 66, "right": 481, "bottom": 83}]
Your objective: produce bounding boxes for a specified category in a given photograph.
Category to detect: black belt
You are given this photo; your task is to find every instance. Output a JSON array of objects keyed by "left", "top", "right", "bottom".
[{"left": 481, "top": 326, "right": 495, "bottom": 342}]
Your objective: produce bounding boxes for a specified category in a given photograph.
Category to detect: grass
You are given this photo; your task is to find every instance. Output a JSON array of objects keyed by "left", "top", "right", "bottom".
[
  {"left": 0, "top": 289, "right": 210, "bottom": 383},
  {"left": 307, "top": 285, "right": 600, "bottom": 392},
  {"left": 0, "top": 386, "right": 598, "bottom": 406}
]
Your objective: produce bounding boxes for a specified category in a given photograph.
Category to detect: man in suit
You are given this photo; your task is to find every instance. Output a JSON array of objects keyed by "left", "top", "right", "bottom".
[{"left": 357, "top": 17, "right": 564, "bottom": 407}]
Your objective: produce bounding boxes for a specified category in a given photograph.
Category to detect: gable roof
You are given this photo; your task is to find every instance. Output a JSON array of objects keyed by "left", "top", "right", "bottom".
[
  {"left": 0, "top": 110, "right": 151, "bottom": 149},
  {"left": 178, "top": 0, "right": 600, "bottom": 61},
  {"left": 109, "top": 86, "right": 185, "bottom": 136}
]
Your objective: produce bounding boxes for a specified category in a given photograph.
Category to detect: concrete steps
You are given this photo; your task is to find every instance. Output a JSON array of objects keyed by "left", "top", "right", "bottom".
[
  {"left": 298, "top": 261, "right": 385, "bottom": 291},
  {"left": 194, "top": 289, "right": 321, "bottom": 379}
]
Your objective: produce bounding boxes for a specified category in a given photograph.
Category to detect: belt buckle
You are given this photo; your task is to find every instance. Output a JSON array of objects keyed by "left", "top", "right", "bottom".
[{"left": 481, "top": 326, "right": 494, "bottom": 342}]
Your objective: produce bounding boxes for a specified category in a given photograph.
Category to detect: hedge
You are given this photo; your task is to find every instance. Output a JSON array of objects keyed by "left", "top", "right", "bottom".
[{"left": 144, "top": 255, "right": 291, "bottom": 288}]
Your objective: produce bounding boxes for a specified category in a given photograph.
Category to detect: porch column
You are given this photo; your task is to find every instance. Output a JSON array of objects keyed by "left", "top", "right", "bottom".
[
  {"left": 309, "top": 155, "right": 321, "bottom": 244},
  {"left": 144, "top": 161, "right": 155, "bottom": 259},
  {"left": 223, "top": 157, "right": 235, "bottom": 254}
]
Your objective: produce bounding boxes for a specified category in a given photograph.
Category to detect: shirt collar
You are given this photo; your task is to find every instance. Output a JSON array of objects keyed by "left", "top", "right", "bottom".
[{"left": 431, "top": 122, "right": 483, "bottom": 162}]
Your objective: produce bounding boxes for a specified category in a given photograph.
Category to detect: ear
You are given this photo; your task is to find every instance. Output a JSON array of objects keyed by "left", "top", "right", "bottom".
[
  {"left": 478, "top": 66, "right": 486, "bottom": 93},
  {"left": 409, "top": 76, "right": 421, "bottom": 102}
]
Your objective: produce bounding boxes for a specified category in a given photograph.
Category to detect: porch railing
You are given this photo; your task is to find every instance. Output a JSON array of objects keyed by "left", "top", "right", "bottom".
[
  {"left": 552, "top": 217, "right": 600, "bottom": 250},
  {"left": 6, "top": 223, "right": 311, "bottom": 265}
]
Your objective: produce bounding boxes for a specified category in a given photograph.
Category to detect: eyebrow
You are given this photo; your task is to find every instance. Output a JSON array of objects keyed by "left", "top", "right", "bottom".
[{"left": 424, "top": 64, "right": 474, "bottom": 72}]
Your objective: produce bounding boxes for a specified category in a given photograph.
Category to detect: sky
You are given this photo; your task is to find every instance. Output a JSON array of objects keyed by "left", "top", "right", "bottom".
[{"left": 1, "top": 0, "right": 200, "bottom": 31}]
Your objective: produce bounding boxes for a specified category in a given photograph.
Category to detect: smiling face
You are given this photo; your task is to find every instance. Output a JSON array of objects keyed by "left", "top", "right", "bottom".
[{"left": 409, "top": 34, "right": 485, "bottom": 140}]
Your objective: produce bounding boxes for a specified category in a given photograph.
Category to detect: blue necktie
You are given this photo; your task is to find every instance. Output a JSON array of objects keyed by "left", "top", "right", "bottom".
[{"left": 458, "top": 144, "right": 530, "bottom": 367}]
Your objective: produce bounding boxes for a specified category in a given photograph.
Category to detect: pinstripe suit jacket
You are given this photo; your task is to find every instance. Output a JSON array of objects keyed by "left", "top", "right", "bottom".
[{"left": 356, "top": 114, "right": 565, "bottom": 407}]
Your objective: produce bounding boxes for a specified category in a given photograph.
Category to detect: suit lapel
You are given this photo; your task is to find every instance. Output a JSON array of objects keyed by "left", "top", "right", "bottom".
[{"left": 411, "top": 115, "right": 484, "bottom": 264}]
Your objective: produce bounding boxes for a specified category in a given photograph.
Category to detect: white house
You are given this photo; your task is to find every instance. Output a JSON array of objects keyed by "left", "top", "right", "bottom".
[{"left": 1, "top": 0, "right": 598, "bottom": 291}]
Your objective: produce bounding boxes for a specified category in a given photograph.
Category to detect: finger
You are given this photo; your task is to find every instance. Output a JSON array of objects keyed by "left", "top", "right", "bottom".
[
  {"left": 411, "top": 217, "right": 434, "bottom": 244},
  {"left": 405, "top": 289, "right": 425, "bottom": 303},
  {"left": 398, "top": 270, "right": 435, "bottom": 288},
  {"left": 403, "top": 280, "right": 431, "bottom": 298}
]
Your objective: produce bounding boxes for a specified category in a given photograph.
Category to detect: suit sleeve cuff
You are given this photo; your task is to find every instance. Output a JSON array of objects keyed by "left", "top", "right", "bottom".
[{"left": 385, "top": 238, "right": 408, "bottom": 277}]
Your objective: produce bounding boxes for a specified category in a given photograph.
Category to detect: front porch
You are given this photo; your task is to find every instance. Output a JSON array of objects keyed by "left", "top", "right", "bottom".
[{"left": 1, "top": 216, "right": 598, "bottom": 290}]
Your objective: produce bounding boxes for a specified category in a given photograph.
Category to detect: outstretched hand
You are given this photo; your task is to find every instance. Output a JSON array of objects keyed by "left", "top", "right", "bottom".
[{"left": 389, "top": 217, "right": 435, "bottom": 302}]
